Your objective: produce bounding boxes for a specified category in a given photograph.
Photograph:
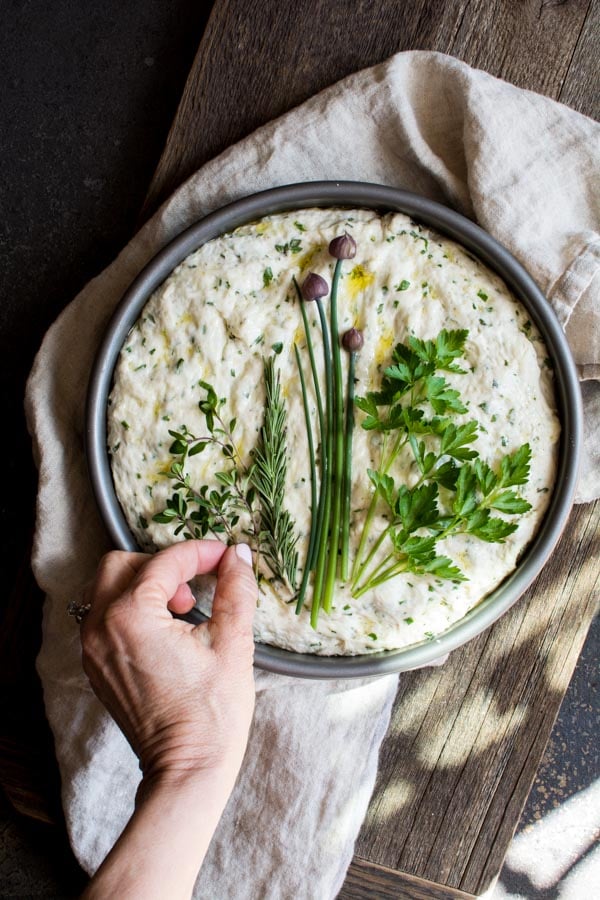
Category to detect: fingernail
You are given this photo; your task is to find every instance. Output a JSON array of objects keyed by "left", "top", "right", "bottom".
[{"left": 235, "top": 543, "right": 253, "bottom": 566}]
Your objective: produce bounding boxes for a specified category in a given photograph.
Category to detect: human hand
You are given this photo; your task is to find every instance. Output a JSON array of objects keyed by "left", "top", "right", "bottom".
[
  {"left": 80, "top": 540, "right": 257, "bottom": 899},
  {"left": 81, "top": 540, "right": 258, "bottom": 791}
]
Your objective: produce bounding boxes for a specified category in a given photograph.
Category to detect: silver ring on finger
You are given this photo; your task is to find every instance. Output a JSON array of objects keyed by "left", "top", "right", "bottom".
[{"left": 67, "top": 600, "right": 92, "bottom": 624}]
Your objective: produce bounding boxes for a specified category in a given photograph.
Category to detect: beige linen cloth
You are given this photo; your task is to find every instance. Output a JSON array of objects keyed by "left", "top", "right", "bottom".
[{"left": 26, "top": 52, "right": 599, "bottom": 898}]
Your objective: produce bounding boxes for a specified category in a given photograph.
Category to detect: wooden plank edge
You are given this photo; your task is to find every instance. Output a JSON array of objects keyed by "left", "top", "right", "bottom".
[{"left": 338, "top": 856, "right": 477, "bottom": 900}]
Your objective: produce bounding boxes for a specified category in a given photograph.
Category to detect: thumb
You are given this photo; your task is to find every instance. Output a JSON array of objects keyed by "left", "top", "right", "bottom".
[{"left": 206, "top": 544, "right": 258, "bottom": 653}]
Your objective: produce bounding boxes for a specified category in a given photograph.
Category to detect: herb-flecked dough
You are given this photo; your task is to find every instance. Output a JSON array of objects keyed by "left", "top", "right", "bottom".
[{"left": 108, "top": 208, "right": 560, "bottom": 655}]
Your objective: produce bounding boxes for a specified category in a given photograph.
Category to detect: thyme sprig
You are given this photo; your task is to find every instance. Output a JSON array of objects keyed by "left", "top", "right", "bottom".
[
  {"left": 153, "top": 419, "right": 254, "bottom": 552},
  {"left": 153, "top": 361, "right": 298, "bottom": 591}
]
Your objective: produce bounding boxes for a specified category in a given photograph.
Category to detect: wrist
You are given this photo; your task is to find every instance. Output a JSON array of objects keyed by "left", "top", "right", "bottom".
[
  {"left": 136, "top": 719, "right": 251, "bottom": 788},
  {"left": 86, "top": 763, "right": 236, "bottom": 900},
  {"left": 136, "top": 760, "right": 239, "bottom": 815}
]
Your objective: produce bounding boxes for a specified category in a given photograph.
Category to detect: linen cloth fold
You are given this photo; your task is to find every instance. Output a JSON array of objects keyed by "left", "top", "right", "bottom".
[{"left": 26, "top": 51, "right": 599, "bottom": 898}]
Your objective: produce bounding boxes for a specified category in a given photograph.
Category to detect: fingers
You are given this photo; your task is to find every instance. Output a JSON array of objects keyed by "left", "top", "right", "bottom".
[
  {"left": 87, "top": 551, "right": 149, "bottom": 618},
  {"left": 128, "top": 540, "right": 228, "bottom": 612},
  {"left": 167, "top": 582, "right": 196, "bottom": 615},
  {"left": 85, "top": 540, "right": 252, "bottom": 644},
  {"left": 205, "top": 544, "right": 257, "bottom": 653}
]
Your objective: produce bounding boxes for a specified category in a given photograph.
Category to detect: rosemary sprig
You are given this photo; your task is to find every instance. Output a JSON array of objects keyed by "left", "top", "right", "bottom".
[{"left": 250, "top": 357, "right": 298, "bottom": 590}]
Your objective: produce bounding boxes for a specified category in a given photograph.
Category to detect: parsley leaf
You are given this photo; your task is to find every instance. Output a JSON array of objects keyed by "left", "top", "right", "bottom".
[
  {"left": 499, "top": 443, "right": 532, "bottom": 487},
  {"left": 351, "top": 329, "right": 532, "bottom": 599}
]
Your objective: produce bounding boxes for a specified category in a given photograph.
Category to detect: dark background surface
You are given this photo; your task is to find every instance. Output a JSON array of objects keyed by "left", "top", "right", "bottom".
[
  {"left": 0, "top": 0, "right": 211, "bottom": 600},
  {"left": 0, "top": 1, "right": 597, "bottom": 895}
]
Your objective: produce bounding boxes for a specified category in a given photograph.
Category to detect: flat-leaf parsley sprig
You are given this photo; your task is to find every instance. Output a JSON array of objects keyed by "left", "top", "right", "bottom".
[
  {"left": 351, "top": 330, "right": 532, "bottom": 597},
  {"left": 351, "top": 328, "right": 474, "bottom": 586}
]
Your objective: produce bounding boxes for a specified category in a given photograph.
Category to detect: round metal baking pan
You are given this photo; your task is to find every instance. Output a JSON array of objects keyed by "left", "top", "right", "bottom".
[{"left": 86, "top": 181, "right": 582, "bottom": 678}]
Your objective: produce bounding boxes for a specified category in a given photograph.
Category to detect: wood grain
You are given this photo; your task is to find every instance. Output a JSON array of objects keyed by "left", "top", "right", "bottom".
[
  {"left": 449, "top": 0, "right": 592, "bottom": 100},
  {"left": 339, "top": 857, "right": 476, "bottom": 899},
  {"left": 356, "top": 501, "right": 599, "bottom": 894},
  {"left": 2, "top": 2, "right": 598, "bottom": 898},
  {"left": 560, "top": 0, "right": 600, "bottom": 116},
  {"left": 142, "top": 0, "right": 594, "bottom": 220}
]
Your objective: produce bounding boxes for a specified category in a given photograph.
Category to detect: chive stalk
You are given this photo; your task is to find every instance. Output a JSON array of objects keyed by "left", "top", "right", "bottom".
[
  {"left": 322, "top": 260, "right": 345, "bottom": 612},
  {"left": 296, "top": 273, "right": 332, "bottom": 628},
  {"left": 311, "top": 296, "right": 334, "bottom": 626},
  {"left": 340, "top": 328, "right": 363, "bottom": 581},
  {"left": 295, "top": 233, "right": 357, "bottom": 626},
  {"left": 293, "top": 343, "right": 317, "bottom": 614},
  {"left": 320, "top": 233, "right": 356, "bottom": 612},
  {"left": 293, "top": 277, "right": 326, "bottom": 571}
]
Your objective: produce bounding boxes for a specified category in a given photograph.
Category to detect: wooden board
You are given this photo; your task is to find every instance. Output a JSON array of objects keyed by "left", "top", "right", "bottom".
[
  {"left": 351, "top": 502, "right": 599, "bottom": 895},
  {"left": 143, "top": 0, "right": 599, "bottom": 217},
  {"left": 1, "top": 1, "right": 598, "bottom": 897},
  {"left": 342, "top": 858, "right": 476, "bottom": 899}
]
